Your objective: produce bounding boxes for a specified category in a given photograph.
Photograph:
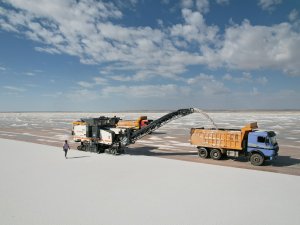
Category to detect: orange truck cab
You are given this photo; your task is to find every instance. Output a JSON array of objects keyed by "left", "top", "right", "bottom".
[{"left": 117, "top": 116, "right": 152, "bottom": 130}]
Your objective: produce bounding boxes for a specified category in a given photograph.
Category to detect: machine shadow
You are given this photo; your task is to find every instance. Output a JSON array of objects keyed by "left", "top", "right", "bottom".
[
  {"left": 67, "top": 156, "right": 91, "bottom": 159},
  {"left": 125, "top": 146, "right": 196, "bottom": 157},
  {"left": 150, "top": 131, "right": 167, "bottom": 135}
]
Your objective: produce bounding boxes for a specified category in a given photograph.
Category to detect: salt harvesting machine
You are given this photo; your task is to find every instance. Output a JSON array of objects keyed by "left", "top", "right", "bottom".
[
  {"left": 72, "top": 108, "right": 204, "bottom": 154},
  {"left": 72, "top": 108, "right": 279, "bottom": 166}
]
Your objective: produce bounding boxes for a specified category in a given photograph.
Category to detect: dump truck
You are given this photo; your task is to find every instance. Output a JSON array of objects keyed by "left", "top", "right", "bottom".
[
  {"left": 117, "top": 116, "right": 153, "bottom": 130},
  {"left": 190, "top": 122, "right": 279, "bottom": 166}
]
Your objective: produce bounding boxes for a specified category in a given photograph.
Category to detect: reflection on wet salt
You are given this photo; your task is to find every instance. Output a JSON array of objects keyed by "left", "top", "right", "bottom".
[
  {"left": 11, "top": 123, "right": 28, "bottom": 127},
  {"left": 148, "top": 136, "right": 163, "bottom": 141},
  {"left": 36, "top": 139, "right": 59, "bottom": 143},
  {"left": 1, "top": 111, "right": 300, "bottom": 144},
  {"left": 137, "top": 140, "right": 153, "bottom": 144},
  {"left": 286, "top": 137, "right": 298, "bottom": 140},
  {"left": 0, "top": 133, "right": 15, "bottom": 137},
  {"left": 270, "top": 125, "right": 284, "bottom": 129},
  {"left": 164, "top": 136, "right": 176, "bottom": 139},
  {"left": 281, "top": 144, "right": 300, "bottom": 149},
  {"left": 173, "top": 142, "right": 194, "bottom": 147}
]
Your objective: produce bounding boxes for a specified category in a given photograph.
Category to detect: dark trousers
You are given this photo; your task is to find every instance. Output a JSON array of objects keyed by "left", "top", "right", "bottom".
[{"left": 64, "top": 149, "right": 68, "bottom": 157}]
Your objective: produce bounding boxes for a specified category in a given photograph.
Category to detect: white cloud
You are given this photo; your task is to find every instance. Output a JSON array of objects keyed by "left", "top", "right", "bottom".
[
  {"left": 187, "top": 73, "right": 214, "bottom": 84},
  {"left": 181, "top": 0, "right": 209, "bottom": 13},
  {"left": 288, "top": 9, "right": 300, "bottom": 29},
  {"left": 67, "top": 89, "right": 99, "bottom": 101},
  {"left": 34, "top": 47, "right": 61, "bottom": 54},
  {"left": 161, "top": 0, "right": 170, "bottom": 4},
  {"left": 222, "top": 73, "right": 250, "bottom": 83},
  {"left": 1, "top": 0, "right": 300, "bottom": 83},
  {"left": 289, "top": 9, "right": 299, "bottom": 22},
  {"left": 3, "top": 86, "right": 26, "bottom": 92},
  {"left": 69, "top": 84, "right": 190, "bottom": 100},
  {"left": 25, "top": 72, "right": 35, "bottom": 76},
  {"left": 93, "top": 77, "right": 108, "bottom": 85},
  {"left": 42, "top": 92, "right": 63, "bottom": 98},
  {"left": 216, "top": 0, "right": 229, "bottom": 5},
  {"left": 207, "top": 20, "right": 300, "bottom": 75},
  {"left": 222, "top": 73, "right": 232, "bottom": 80},
  {"left": 77, "top": 81, "right": 94, "bottom": 88},
  {"left": 258, "top": 0, "right": 282, "bottom": 11},
  {"left": 77, "top": 77, "right": 108, "bottom": 88},
  {"left": 195, "top": 0, "right": 209, "bottom": 13},
  {"left": 181, "top": 0, "right": 194, "bottom": 9},
  {"left": 0, "top": 66, "right": 6, "bottom": 71},
  {"left": 187, "top": 73, "right": 230, "bottom": 95},
  {"left": 222, "top": 73, "right": 268, "bottom": 85},
  {"left": 234, "top": 72, "right": 252, "bottom": 83},
  {"left": 256, "top": 76, "right": 268, "bottom": 85},
  {"left": 101, "top": 84, "right": 183, "bottom": 98},
  {"left": 110, "top": 75, "right": 134, "bottom": 82},
  {"left": 170, "top": 8, "right": 219, "bottom": 45}
]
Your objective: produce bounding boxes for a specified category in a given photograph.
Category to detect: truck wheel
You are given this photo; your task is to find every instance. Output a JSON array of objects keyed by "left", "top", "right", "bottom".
[
  {"left": 210, "top": 149, "right": 222, "bottom": 160},
  {"left": 198, "top": 147, "right": 208, "bottom": 158},
  {"left": 250, "top": 153, "right": 264, "bottom": 166}
]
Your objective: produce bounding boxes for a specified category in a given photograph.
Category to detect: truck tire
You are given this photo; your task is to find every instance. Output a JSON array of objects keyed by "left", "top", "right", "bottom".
[
  {"left": 210, "top": 149, "right": 222, "bottom": 160},
  {"left": 250, "top": 153, "right": 264, "bottom": 166},
  {"left": 198, "top": 147, "right": 209, "bottom": 158}
]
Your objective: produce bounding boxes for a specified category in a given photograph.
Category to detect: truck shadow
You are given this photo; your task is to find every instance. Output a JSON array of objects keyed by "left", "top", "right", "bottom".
[
  {"left": 126, "top": 146, "right": 195, "bottom": 156},
  {"left": 264, "top": 156, "right": 300, "bottom": 167},
  {"left": 226, "top": 155, "right": 300, "bottom": 167},
  {"left": 127, "top": 148, "right": 300, "bottom": 168}
]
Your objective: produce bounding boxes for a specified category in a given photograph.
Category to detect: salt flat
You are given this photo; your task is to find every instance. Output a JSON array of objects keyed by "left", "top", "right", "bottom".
[
  {"left": 1, "top": 138, "right": 300, "bottom": 225},
  {"left": 1, "top": 111, "right": 300, "bottom": 176}
]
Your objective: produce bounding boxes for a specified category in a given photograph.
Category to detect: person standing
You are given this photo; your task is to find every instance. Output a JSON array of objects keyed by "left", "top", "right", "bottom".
[{"left": 63, "top": 140, "right": 70, "bottom": 159}]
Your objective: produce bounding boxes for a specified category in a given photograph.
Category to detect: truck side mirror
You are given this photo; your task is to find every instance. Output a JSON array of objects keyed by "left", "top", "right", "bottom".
[{"left": 265, "top": 138, "right": 270, "bottom": 145}]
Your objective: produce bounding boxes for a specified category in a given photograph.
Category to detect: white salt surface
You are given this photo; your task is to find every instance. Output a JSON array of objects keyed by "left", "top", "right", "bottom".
[{"left": 1, "top": 138, "right": 300, "bottom": 225}]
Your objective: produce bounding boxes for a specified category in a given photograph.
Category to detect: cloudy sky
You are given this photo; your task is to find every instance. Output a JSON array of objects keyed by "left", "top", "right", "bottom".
[{"left": 0, "top": 0, "right": 300, "bottom": 111}]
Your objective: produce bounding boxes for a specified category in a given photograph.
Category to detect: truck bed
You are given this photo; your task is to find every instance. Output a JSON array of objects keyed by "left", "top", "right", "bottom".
[{"left": 190, "top": 128, "right": 243, "bottom": 150}]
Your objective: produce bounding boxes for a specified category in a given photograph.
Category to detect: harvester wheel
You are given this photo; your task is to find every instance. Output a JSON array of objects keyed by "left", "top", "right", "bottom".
[
  {"left": 111, "top": 149, "right": 117, "bottom": 155},
  {"left": 198, "top": 147, "right": 208, "bottom": 158},
  {"left": 250, "top": 153, "right": 264, "bottom": 166},
  {"left": 210, "top": 149, "right": 222, "bottom": 160},
  {"left": 77, "top": 145, "right": 86, "bottom": 151}
]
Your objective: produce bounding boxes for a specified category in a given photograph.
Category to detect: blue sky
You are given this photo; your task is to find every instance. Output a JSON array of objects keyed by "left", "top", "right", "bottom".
[{"left": 0, "top": 0, "right": 300, "bottom": 111}]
